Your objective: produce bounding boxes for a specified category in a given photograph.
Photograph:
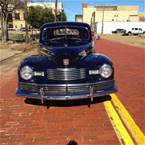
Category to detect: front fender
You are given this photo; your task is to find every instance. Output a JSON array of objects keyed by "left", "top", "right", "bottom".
[
  {"left": 80, "top": 53, "right": 113, "bottom": 68},
  {"left": 19, "top": 55, "right": 57, "bottom": 69}
]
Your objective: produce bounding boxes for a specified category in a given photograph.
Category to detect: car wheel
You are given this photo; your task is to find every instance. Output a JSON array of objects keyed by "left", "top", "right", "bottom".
[{"left": 128, "top": 32, "right": 132, "bottom": 36}]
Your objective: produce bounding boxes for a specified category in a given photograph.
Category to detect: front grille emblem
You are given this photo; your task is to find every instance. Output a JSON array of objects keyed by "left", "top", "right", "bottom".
[{"left": 63, "top": 59, "right": 69, "bottom": 65}]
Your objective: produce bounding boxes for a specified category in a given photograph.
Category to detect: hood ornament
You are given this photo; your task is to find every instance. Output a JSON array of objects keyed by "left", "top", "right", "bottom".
[{"left": 63, "top": 59, "right": 69, "bottom": 65}]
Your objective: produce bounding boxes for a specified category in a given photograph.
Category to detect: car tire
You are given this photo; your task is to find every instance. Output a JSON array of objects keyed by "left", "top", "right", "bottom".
[{"left": 128, "top": 32, "right": 132, "bottom": 36}]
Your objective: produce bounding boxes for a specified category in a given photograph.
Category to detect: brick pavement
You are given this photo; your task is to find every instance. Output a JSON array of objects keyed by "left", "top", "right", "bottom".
[{"left": 95, "top": 38, "right": 145, "bottom": 133}]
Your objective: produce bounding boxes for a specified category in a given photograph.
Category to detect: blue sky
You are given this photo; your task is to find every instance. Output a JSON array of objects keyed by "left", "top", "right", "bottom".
[{"left": 32, "top": 0, "right": 145, "bottom": 21}]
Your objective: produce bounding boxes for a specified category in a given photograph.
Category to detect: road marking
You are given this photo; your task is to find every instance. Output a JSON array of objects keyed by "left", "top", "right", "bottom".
[
  {"left": 111, "top": 93, "right": 145, "bottom": 145},
  {"left": 104, "top": 100, "right": 135, "bottom": 145},
  {"left": 104, "top": 94, "right": 145, "bottom": 145}
]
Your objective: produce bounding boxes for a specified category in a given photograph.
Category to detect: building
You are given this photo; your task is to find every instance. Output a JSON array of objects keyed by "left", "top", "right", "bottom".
[
  {"left": 139, "top": 13, "right": 145, "bottom": 21},
  {"left": 0, "top": 2, "right": 26, "bottom": 30},
  {"left": 82, "top": 3, "right": 140, "bottom": 25},
  {"left": 80, "top": 3, "right": 145, "bottom": 34},
  {"left": 7, "top": 3, "right": 26, "bottom": 29},
  {"left": 5, "top": 2, "right": 63, "bottom": 30}
]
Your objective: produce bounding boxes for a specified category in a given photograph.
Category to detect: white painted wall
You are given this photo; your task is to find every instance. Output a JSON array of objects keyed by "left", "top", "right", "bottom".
[{"left": 96, "top": 22, "right": 145, "bottom": 34}]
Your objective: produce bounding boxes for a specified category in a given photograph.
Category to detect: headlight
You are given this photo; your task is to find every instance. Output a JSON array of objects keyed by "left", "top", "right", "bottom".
[
  {"left": 20, "top": 66, "right": 33, "bottom": 80},
  {"left": 99, "top": 64, "right": 112, "bottom": 78}
]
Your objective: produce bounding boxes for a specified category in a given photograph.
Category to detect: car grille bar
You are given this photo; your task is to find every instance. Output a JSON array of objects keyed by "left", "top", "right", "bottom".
[
  {"left": 47, "top": 68, "right": 86, "bottom": 80},
  {"left": 19, "top": 80, "right": 114, "bottom": 96}
]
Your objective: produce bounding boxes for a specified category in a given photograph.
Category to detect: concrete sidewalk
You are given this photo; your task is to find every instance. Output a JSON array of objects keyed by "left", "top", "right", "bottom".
[{"left": 0, "top": 48, "right": 22, "bottom": 61}]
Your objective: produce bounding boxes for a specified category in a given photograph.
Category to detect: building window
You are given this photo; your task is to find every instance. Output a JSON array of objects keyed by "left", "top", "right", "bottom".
[
  {"left": 8, "top": 24, "right": 13, "bottom": 28},
  {"left": 23, "top": 13, "right": 26, "bottom": 20},
  {"left": 15, "top": 13, "right": 20, "bottom": 20},
  {"left": 8, "top": 13, "right": 13, "bottom": 22}
]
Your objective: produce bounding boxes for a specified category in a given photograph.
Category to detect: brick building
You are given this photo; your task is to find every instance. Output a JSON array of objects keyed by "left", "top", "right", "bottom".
[{"left": 82, "top": 3, "right": 141, "bottom": 25}]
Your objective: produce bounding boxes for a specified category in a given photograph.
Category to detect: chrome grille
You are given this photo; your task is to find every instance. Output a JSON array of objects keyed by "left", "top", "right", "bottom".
[
  {"left": 42, "top": 86, "right": 89, "bottom": 95},
  {"left": 47, "top": 68, "right": 86, "bottom": 80}
]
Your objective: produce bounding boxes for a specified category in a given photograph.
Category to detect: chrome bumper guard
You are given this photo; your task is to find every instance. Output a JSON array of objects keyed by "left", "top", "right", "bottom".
[{"left": 16, "top": 80, "right": 117, "bottom": 102}]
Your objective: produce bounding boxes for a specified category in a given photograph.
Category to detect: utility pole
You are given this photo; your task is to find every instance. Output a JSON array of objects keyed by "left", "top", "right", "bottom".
[
  {"left": 101, "top": 6, "right": 105, "bottom": 35},
  {"left": 25, "top": 0, "right": 29, "bottom": 43},
  {"left": 92, "top": 12, "right": 96, "bottom": 32},
  {"left": 54, "top": 0, "right": 58, "bottom": 22},
  {"left": 0, "top": 8, "right": 4, "bottom": 42}
]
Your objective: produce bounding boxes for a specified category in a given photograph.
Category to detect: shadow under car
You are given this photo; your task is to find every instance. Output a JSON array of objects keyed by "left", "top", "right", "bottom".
[{"left": 24, "top": 95, "right": 111, "bottom": 108}]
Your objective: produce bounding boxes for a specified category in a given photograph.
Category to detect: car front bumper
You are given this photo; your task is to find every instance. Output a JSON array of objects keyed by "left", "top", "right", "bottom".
[{"left": 16, "top": 80, "right": 117, "bottom": 101}]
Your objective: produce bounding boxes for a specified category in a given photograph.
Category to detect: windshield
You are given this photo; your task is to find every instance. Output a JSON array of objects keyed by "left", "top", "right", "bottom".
[{"left": 42, "top": 26, "right": 90, "bottom": 47}]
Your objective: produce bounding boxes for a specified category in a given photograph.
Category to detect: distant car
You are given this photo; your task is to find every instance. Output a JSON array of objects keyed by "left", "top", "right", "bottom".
[
  {"left": 91, "top": 31, "right": 94, "bottom": 37},
  {"left": 16, "top": 22, "right": 117, "bottom": 103},
  {"left": 96, "top": 35, "right": 100, "bottom": 40},
  {"left": 32, "top": 29, "right": 40, "bottom": 33},
  {"left": 20, "top": 27, "right": 26, "bottom": 32},
  {"left": 91, "top": 31, "right": 100, "bottom": 40},
  {"left": 8, "top": 28, "right": 16, "bottom": 31},
  {"left": 127, "top": 28, "right": 143, "bottom": 35},
  {"left": 112, "top": 29, "right": 126, "bottom": 34}
]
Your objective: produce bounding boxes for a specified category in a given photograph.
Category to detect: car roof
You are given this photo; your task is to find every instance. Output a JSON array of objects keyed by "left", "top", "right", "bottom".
[
  {"left": 40, "top": 22, "right": 91, "bottom": 30},
  {"left": 39, "top": 22, "right": 92, "bottom": 44}
]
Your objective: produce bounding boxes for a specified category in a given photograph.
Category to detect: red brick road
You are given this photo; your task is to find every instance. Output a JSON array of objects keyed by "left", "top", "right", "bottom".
[
  {"left": 0, "top": 39, "right": 144, "bottom": 145},
  {"left": 95, "top": 38, "right": 145, "bottom": 133}
]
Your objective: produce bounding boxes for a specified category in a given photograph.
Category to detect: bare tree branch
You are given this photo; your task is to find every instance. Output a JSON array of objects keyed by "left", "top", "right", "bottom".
[{"left": 0, "top": 0, "right": 20, "bottom": 42}]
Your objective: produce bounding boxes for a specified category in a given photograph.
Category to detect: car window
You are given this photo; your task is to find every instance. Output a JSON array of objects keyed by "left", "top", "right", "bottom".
[
  {"left": 54, "top": 28, "right": 79, "bottom": 36},
  {"left": 42, "top": 26, "right": 90, "bottom": 47}
]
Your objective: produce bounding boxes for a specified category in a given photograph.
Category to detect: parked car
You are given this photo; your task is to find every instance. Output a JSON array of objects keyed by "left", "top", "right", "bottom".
[
  {"left": 16, "top": 22, "right": 117, "bottom": 103},
  {"left": 112, "top": 28, "right": 126, "bottom": 34},
  {"left": 91, "top": 31, "right": 100, "bottom": 40},
  {"left": 126, "top": 28, "right": 143, "bottom": 35},
  {"left": 8, "top": 28, "right": 16, "bottom": 31},
  {"left": 20, "top": 27, "right": 26, "bottom": 32}
]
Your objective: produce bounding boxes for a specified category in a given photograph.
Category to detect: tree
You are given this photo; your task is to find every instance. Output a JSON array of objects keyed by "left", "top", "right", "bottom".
[
  {"left": 28, "top": 6, "right": 55, "bottom": 29},
  {"left": 28, "top": 6, "right": 67, "bottom": 29},
  {"left": 57, "top": 10, "right": 67, "bottom": 22},
  {"left": 0, "top": 0, "right": 19, "bottom": 42}
]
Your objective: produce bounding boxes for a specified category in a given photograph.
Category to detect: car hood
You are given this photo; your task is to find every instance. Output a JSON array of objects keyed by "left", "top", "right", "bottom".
[
  {"left": 49, "top": 43, "right": 91, "bottom": 52},
  {"left": 50, "top": 47, "right": 81, "bottom": 56},
  {"left": 42, "top": 43, "right": 91, "bottom": 57},
  {"left": 40, "top": 43, "right": 92, "bottom": 65}
]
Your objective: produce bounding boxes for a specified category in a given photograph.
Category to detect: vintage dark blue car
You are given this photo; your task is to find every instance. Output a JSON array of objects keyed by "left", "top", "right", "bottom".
[{"left": 16, "top": 22, "right": 117, "bottom": 103}]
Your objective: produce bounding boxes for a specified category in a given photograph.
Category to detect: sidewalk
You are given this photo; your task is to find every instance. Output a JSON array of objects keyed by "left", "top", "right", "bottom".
[
  {"left": 0, "top": 48, "right": 22, "bottom": 61},
  {"left": 0, "top": 42, "right": 37, "bottom": 62}
]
